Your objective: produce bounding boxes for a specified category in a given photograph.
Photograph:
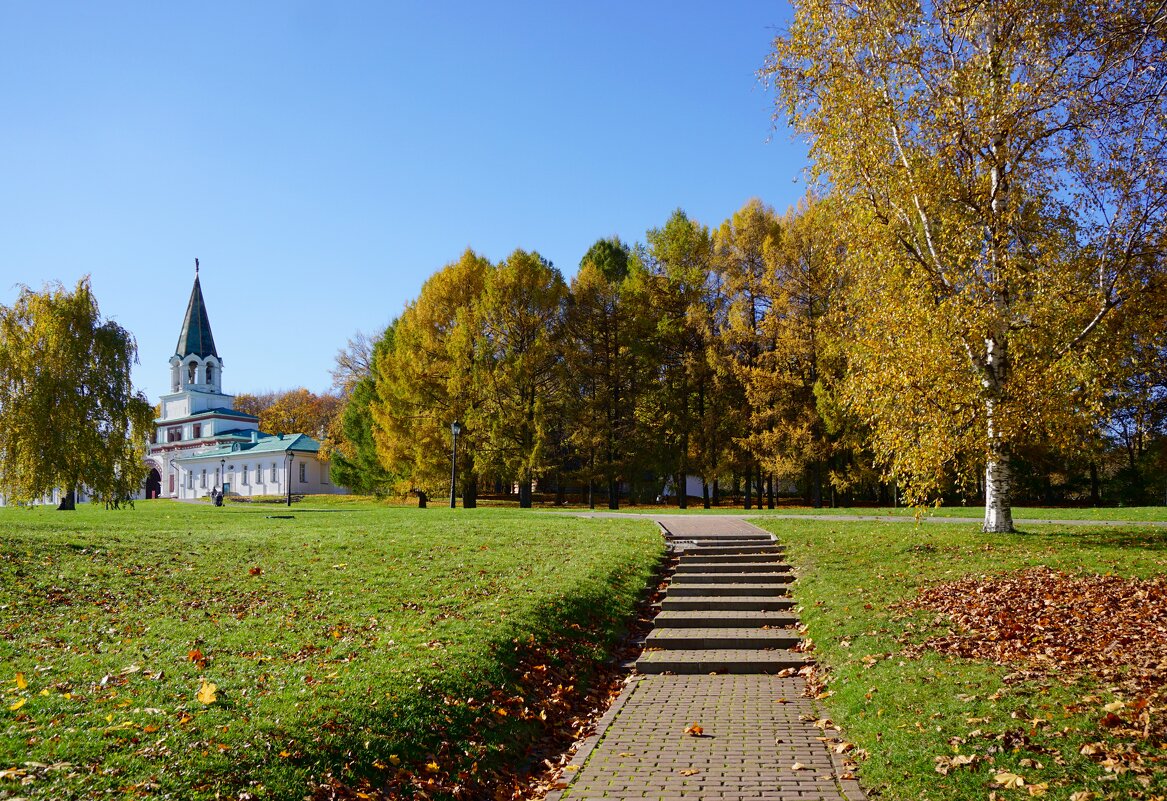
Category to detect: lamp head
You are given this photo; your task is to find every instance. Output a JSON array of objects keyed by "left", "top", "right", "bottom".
[{"left": 451, "top": 420, "right": 463, "bottom": 437}]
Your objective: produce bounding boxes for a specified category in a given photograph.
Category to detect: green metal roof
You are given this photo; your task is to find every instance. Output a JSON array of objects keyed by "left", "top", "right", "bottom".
[
  {"left": 178, "top": 433, "right": 322, "bottom": 461},
  {"left": 175, "top": 273, "right": 219, "bottom": 358}
]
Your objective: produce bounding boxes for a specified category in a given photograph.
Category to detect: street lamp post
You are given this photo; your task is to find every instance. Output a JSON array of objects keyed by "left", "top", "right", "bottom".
[
  {"left": 219, "top": 458, "right": 226, "bottom": 504},
  {"left": 169, "top": 459, "right": 176, "bottom": 500},
  {"left": 287, "top": 452, "right": 295, "bottom": 507},
  {"left": 449, "top": 421, "right": 462, "bottom": 509}
]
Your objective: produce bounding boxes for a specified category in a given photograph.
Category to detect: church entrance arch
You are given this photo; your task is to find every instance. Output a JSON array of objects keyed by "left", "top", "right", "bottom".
[{"left": 145, "top": 468, "right": 162, "bottom": 499}]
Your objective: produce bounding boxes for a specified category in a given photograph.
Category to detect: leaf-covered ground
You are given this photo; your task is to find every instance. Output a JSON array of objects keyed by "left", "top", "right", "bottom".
[
  {"left": 0, "top": 501, "right": 663, "bottom": 800},
  {"left": 757, "top": 518, "right": 1167, "bottom": 801}
]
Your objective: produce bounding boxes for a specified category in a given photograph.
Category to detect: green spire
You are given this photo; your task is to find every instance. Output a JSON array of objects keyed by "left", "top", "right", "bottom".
[{"left": 175, "top": 266, "right": 218, "bottom": 358}]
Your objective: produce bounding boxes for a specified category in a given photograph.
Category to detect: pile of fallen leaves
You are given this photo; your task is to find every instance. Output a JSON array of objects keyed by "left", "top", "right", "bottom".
[{"left": 902, "top": 566, "right": 1167, "bottom": 739}]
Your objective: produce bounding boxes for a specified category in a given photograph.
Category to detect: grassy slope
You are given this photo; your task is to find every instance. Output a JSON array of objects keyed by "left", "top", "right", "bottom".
[
  {"left": 603, "top": 506, "right": 1167, "bottom": 522},
  {"left": 0, "top": 501, "right": 662, "bottom": 800},
  {"left": 756, "top": 518, "right": 1167, "bottom": 800}
]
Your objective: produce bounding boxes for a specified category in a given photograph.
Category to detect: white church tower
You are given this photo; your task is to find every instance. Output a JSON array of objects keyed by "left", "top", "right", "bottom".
[{"left": 145, "top": 262, "right": 346, "bottom": 501}]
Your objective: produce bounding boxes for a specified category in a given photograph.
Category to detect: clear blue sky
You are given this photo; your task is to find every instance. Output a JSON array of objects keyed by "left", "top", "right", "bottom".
[{"left": 0, "top": 1, "right": 806, "bottom": 402}]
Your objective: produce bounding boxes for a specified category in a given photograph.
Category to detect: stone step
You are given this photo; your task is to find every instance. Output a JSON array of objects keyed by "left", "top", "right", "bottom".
[
  {"left": 672, "top": 535, "right": 774, "bottom": 545},
  {"left": 653, "top": 609, "right": 799, "bottom": 628},
  {"left": 646, "top": 627, "right": 802, "bottom": 650},
  {"left": 677, "top": 551, "right": 786, "bottom": 563},
  {"left": 674, "top": 561, "right": 792, "bottom": 574},
  {"left": 670, "top": 572, "right": 794, "bottom": 585},
  {"left": 666, "top": 582, "right": 791, "bottom": 597},
  {"left": 636, "top": 648, "right": 807, "bottom": 675},
  {"left": 660, "top": 595, "right": 796, "bottom": 612},
  {"left": 677, "top": 545, "right": 785, "bottom": 557}
]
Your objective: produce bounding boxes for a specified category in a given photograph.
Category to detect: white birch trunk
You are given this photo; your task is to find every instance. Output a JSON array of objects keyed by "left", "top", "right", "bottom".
[
  {"left": 982, "top": 335, "right": 1015, "bottom": 533},
  {"left": 983, "top": 446, "right": 1015, "bottom": 533}
]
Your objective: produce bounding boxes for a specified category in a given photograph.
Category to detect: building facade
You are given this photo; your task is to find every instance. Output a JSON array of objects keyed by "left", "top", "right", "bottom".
[{"left": 144, "top": 269, "right": 346, "bottom": 501}]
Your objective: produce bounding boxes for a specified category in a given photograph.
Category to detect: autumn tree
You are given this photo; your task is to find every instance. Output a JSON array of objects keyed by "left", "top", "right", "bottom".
[
  {"left": 563, "top": 237, "right": 643, "bottom": 508},
  {"left": 766, "top": 0, "right": 1167, "bottom": 531},
  {"left": 234, "top": 388, "right": 344, "bottom": 446},
  {"left": 329, "top": 325, "right": 397, "bottom": 495},
  {"left": 637, "top": 210, "right": 722, "bottom": 508},
  {"left": 371, "top": 250, "right": 492, "bottom": 506},
  {"left": 0, "top": 278, "right": 155, "bottom": 509},
  {"left": 472, "top": 249, "right": 567, "bottom": 508}
]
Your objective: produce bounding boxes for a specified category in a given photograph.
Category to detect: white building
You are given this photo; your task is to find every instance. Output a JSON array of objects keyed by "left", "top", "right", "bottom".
[{"left": 144, "top": 268, "right": 346, "bottom": 501}]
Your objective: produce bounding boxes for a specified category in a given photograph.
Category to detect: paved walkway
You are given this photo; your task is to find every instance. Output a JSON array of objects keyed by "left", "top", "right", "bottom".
[{"left": 549, "top": 518, "right": 864, "bottom": 801}]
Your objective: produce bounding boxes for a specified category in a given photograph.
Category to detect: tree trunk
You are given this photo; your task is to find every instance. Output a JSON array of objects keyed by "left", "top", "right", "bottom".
[
  {"left": 608, "top": 476, "right": 619, "bottom": 510},
  {"left": 744, "top": 468, "right": 753, "bottom": 510},
  {"left": 983, "top": 455, "right": 1014, "bottom": 533},
  {"left": 417, "top": 490, "right": 427, "bottom": 509},
  {"left": 57, "top": 488, "right": 76, "bottom": 511},
  {"left": 677, "top": 472, "right": 687, "bottom": 509},
  {"left": 712, "top": 478, "right": 719, "bottom": 506},
  {"left": 519, "top": 475, "right": 532, "bottom": 509},
  {"left": 556, "top": 473, "right": 566, "bottom": 506},
  {"left": 1089, "top": 461, "right": 1100, "bottom": 506},
  {"left": 702, "top": 480, "right": 710, "bottom": 509},
  {"left": 983, "top": 400, "right": 1015, "bottom": 532},
  {"left": 766, "top": 473, "right": 774, "bottom": 509},
  {"left": 588, "top": 479, "right": 595, "bottom": 510},
  {"left": 463, "top": 474, "right": 478, "bottom": 509}
]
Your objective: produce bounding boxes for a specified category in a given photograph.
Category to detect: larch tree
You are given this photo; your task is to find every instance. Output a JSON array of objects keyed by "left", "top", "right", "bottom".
[
  {"left": 766, "top": 0, "right": 1167, "bottom": 531},
  {"left": 564, "top": 237, "right": 639, "bottom": 509},
  {"left": 472, "top": 249, "right": 567, "bottom": 508},
  {"left": 639, "top": 210, "right": 720, "bottom": 508},
  {"left": 714, "top": 198, "right": 784, "bottom": 508},
  {"left": 372, "top": 250, "right": 492, "bottom": 506},
  {"left": 0, "top": 278, "right": 154, "bottom": 509}
]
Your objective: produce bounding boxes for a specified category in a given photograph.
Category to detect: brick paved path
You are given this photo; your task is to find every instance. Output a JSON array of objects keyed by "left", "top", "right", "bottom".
[{"left": 550, "top": 517, "right": 864, "bottom": 801}]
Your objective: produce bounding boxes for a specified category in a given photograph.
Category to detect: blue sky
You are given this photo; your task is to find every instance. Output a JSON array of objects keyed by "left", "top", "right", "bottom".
[{"left": 0, "top": 2, "right": 806, "bottom": 402}]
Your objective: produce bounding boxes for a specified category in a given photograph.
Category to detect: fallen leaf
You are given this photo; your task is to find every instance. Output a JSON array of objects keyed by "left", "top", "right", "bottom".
[
  {"left": 680, "top": 768, "right": 701, "bottom": 776},
  {"left": 249, "top": 566, "right": 263, "bottom": 576},
  {"left": 791, "top": 762, "right": 807, "bottom": 771},
  {"left": 15, "top": 674, "right": 27, "bottom": 690},
  {"left": 8, "top": 698, "right": 26, "bottom": 712},
  {"left": 683, "top": 723, "right": 703, "bottom": 737},
  {"left": 425, "top": 761, "right": 440, "bottom": 773},
  {"left": 1027, "top": 783, "right": 1049, "bottom": 797},
  {"left": 994, "top": 772, "right": 1025, "bottom": 789},
  {"left": 196, "top": 680, "right": 217, "bottom": 705}
]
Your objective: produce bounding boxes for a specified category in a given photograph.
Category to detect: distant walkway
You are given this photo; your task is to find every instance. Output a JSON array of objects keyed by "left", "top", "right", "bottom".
[{"left": 550, "top": 517, "right": 863, "bottom": 801}]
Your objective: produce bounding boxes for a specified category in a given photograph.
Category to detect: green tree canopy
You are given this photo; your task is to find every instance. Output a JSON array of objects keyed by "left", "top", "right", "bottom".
[{"left": 0, "top": 277, "right": 155, "bottom": 508}]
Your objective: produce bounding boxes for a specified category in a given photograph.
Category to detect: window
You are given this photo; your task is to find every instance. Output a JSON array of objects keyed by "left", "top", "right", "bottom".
[
  {"left": 241, "top": 466, "right": 248, "bottom": 486},
  {"left": 214, "top": 469, "right": 220, "bottom": 487},
  {"left": 200, "top": 470, "right": 207, "bottom": 488},
  {"left": 167, "top": 427, "right": 182, "bottom": 443},
  {"left": 299, "top": 462, "right": 306, "bottom": 483},
  {"left": 206, "top": 364, "right": 215, "bottom": 384},
  {"left": 192, "top": 423, "right": 201, "bottom": 439},
  {"left": 187, "top": 471, "right": 193, "bottom": 490},
  {"left": 188, "top": 362, "right": 197, "bottom": 384},
  {"left": 271, "top": 463, "right": 278, "bottom": 482}
]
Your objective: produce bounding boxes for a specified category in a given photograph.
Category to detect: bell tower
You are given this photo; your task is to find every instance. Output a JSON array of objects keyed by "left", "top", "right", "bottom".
[{"left": 168, "top": 258, "right": 224, "bottom": 396}]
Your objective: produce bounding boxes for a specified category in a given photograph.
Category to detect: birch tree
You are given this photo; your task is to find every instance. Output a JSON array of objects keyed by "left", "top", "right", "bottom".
[
  {"left": 766, "top": 0, "right": 1167, "bottom": 531},
  {"left": 0, "top": 278, "right": 154, "bottom": 509}
]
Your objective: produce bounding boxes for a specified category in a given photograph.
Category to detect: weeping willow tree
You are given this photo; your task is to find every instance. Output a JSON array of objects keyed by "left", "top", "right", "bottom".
[
  {"left": 0, "top": 277, "right": 154, "bottom": 509},
  {"left": 766, "top": 0, "right": 1167, "bottom": 531}
]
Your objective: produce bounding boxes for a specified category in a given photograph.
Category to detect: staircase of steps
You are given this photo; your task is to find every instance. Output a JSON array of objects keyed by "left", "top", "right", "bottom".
[{"left": 636, "top": 527, "right": 806, "bottom": 675}]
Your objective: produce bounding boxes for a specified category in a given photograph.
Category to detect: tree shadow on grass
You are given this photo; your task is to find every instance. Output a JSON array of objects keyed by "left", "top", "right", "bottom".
[{"left": 1015, "top": 526, "right": 1167, "bottom": 551}]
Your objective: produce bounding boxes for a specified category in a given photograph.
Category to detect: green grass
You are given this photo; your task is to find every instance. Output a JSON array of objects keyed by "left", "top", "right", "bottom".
[
  {"left": 579, "top": 504, "right": 1167, "bottom": 522},
  {"left": 0, "top": 500, "right": 663, "bottom": 800},
  {"left": 756, "top": 518, "right": 1167, "bottom": 800}
]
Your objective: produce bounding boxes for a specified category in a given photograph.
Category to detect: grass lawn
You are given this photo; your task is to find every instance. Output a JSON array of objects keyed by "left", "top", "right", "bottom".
[
  {"left": 0, "top": 500, "right": 663, "bottom": 800},
  {"left": 596, "top": 505, "right": 1167, "bottom": 522},
  {"left": 757, "top": 517, "right": 1167, "bottom": 800}
]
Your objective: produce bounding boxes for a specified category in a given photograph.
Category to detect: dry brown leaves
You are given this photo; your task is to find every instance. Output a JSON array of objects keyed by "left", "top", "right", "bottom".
[{"left": 903, "top": 566, "right": 1167, "bottom": 737}]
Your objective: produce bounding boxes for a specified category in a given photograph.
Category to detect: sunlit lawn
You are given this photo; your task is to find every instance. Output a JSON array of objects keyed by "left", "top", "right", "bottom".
[
  {"left": 759, "top": 518, "right": 1167, "bottom": 800},
  {"left": 0, "top": 500, "right": 662, "bottom": 800}
]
